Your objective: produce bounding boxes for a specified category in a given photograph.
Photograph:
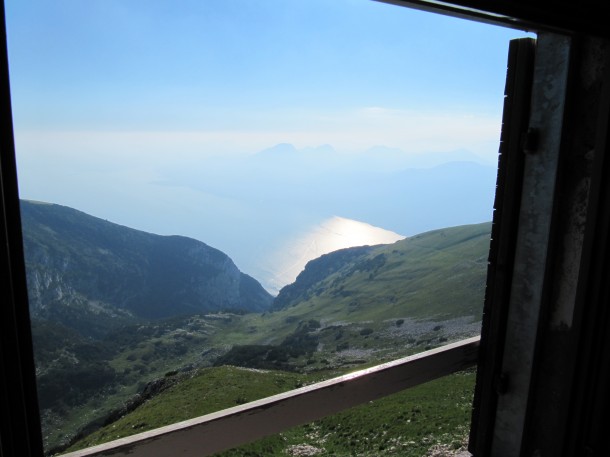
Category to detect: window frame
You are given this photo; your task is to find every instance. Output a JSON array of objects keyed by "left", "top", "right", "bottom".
[
  {"left": 0, "top": 3, "right": 45, "bottom": 456},
  {"left": 1, "top": 2, "right": 603, "bottom": 457}
]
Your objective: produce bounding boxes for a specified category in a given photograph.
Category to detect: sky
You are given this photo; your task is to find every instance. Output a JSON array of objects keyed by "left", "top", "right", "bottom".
[
  {"left": 4, "top": 0, "right": 532, "bottom": 290},
  {"left": 6, "top": 0, "right": 530, "bottom": 156}
]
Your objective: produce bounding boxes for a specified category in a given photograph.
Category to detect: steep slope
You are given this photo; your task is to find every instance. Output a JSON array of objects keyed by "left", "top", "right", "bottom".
[
  {"left": 272, "top": 245, "right": 375, "bottom": 310},
  {"left": 21, "top": 200, "right": 272, "bottom": 337},
  {"left": 263, "top": 217, "right": 403, "bottom": 294},
  {"left": 207, "top": 222, "right": 491, "bottom": 368},
  {"left": 271, "top": 222, "right": 491, "bottom": 323}
]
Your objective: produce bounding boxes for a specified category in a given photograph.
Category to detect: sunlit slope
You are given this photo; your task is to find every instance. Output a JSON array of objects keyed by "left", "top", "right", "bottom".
[
  {"left": 276, "top": 221, "right": 490, "bottom": 319},
  {"left": 68, "top": 366, "right": 315, "bottom": 451},
  {"left": 211, "top": 222, "right": 490, "bottom": 349},
  {"left": 69, "top": 366, "right": 475, "bottom": 457},
  {"left": 262, "top": 216, "right": 404, "bottom": 294}
]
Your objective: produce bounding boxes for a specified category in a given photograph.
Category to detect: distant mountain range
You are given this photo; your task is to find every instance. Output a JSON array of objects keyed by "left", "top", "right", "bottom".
[
  {"left": 21, "top": 200, "right": 272, "bottom": 338},
  {"left": 148, "top": 143, "right": 497, "bottom": 291}
]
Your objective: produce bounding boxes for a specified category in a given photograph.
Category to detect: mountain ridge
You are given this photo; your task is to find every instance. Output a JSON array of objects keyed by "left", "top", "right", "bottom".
[
  {"left": 22, "top": 200, "right": 491, "bottom": 453},
  {"left": 271, "top": 222, "right": 491, "bottom": 323},
  {"left": 21, "top": 199, "right": 273, "bottom": 337}
]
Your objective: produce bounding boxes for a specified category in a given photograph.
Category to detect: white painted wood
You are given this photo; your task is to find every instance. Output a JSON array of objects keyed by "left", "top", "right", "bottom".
[{"left": 61, "top": 336, "right": 480, "bottom": 457}]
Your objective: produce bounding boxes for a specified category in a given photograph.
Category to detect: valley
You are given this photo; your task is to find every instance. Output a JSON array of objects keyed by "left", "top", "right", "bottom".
[{"left": 21, "top": 200, "right": 490, "bottom": 455}]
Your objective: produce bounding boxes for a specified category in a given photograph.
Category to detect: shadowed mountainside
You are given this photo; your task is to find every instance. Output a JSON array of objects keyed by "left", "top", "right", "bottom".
[{"left": 20, "top": 200, "right": 273, "bottom": 338}]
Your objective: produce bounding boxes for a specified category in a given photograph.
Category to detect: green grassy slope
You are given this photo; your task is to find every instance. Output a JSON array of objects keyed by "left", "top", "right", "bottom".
[
  {"left": 39, "top": 313, "right": 239, "bottom": 453},
  {"left": 68, "top": 366, "right": 323, "bottom": 450},
  {"left": 274, "top": 221, "right": 491, "bottom": 320},
  {"left": 69, "top": 366, "right": 475, "bottom": 457},
  {"left": 43, "top": 222, "right": 490, "bottom": 452},
  {"left": 207, "top": 223, "right": 490, "bottom": 365}
]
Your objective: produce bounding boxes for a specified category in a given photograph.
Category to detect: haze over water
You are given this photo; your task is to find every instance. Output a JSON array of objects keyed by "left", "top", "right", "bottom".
[
  {"left": 5, "top": 0, "right": 531, "bottom": 289},
  {"left": 263, "top": 216, "right": 404, "bottom": 294}
]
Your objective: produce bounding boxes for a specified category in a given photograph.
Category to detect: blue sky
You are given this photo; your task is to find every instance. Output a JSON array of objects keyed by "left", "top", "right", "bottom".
[
  {"left": 6, "top": 0, "right": 529, "bottom": 150},
  {"left": 5, "top": 0, "right": 531, "bottom": 287}
]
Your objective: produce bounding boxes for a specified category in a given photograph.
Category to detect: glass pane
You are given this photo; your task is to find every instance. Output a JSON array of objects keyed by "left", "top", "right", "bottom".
[{"left": 4, "top": 0, "right": 529, "bottom": 454}]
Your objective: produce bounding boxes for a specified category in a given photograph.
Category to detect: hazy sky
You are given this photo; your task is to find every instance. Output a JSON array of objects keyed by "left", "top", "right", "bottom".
[
  {"left": 5, "top": 0, "right": 532, "bottom": 287},
  {"left": 6, "top": 0, "right": 530, "bottom": 158}
]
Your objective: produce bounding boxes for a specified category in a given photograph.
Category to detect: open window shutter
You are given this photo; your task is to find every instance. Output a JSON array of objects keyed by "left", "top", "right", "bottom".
[{"left": 469, "top": 37, "right": 536, "bottom": 456}]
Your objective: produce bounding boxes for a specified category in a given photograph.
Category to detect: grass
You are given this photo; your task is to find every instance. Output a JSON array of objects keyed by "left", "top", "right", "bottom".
[
  {"left": 217, "top": 370, "right": 476, "bottom": 457},
  {"left": 68, "top": 366, "right": 476, "bottom": 456},
  {"left": 67, "top": 366, "right": 325, "bottom": 450},
  {"left": 213, "top": 222, "right": 490, "bottom": 350},
  {"left": 41, "top": 314, "right": 238, "bottom": 453},
  {"left": 44, "top": 223, "right": 489, "bottom": 452}
]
